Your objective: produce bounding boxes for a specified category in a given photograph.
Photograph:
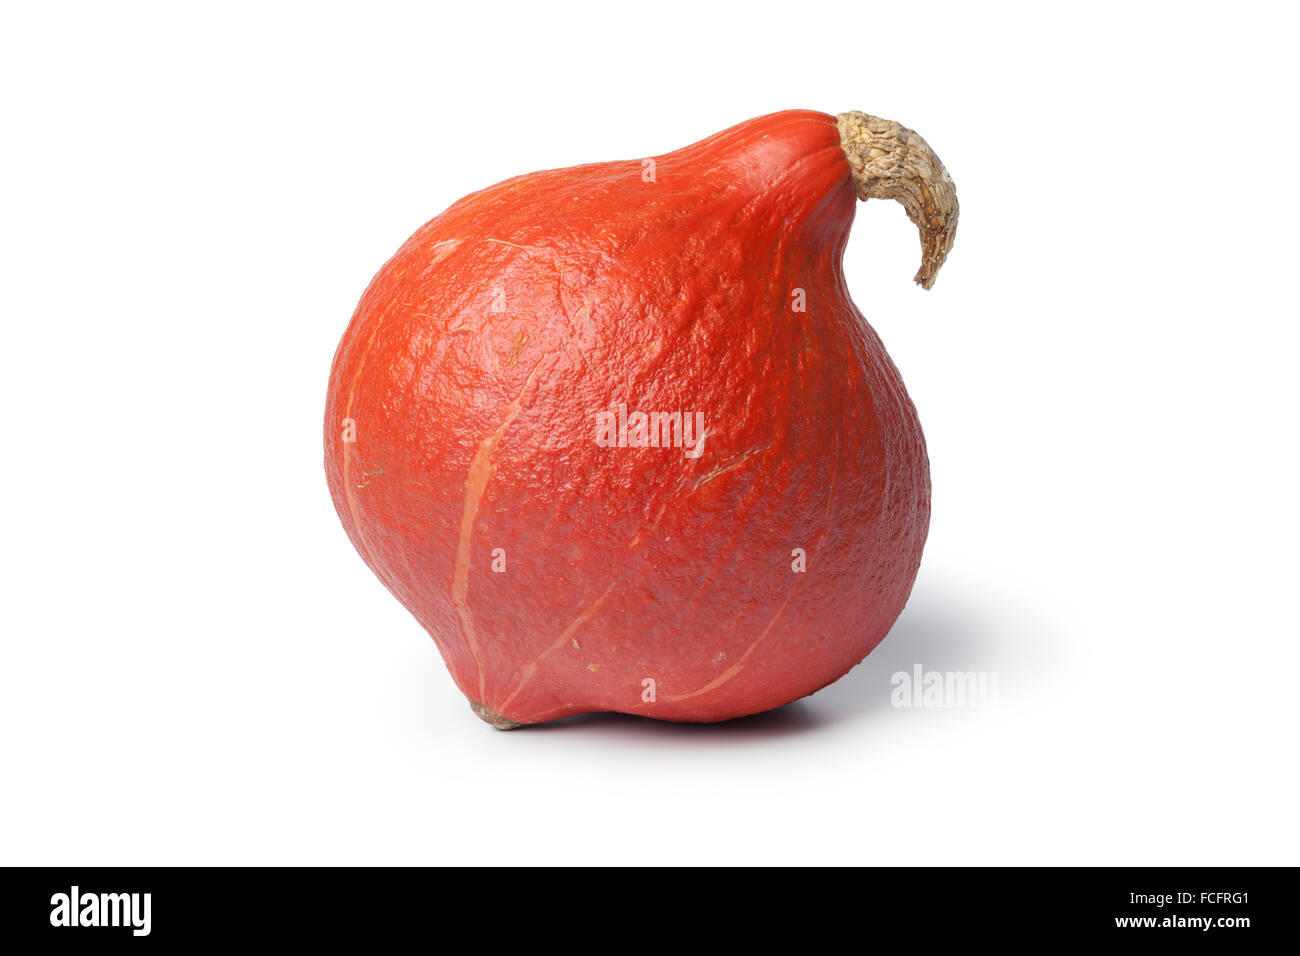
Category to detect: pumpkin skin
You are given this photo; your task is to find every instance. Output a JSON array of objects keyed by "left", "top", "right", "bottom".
[{"left": 325, "top": 109, "right": 931, "bottom": 726}]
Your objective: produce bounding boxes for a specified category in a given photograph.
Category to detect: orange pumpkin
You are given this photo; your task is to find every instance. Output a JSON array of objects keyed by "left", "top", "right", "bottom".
[{"left": 324, "top": 109, "right": 957, "bottom": 726}]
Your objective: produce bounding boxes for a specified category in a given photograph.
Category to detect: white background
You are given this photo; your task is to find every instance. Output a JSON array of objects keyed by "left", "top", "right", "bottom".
[{"left": 2, "top": 1, "right": 1296, "bottom": 865}]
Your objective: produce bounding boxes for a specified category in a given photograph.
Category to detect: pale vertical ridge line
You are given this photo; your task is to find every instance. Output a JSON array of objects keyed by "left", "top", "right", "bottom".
[
  {"left": 496, "top": 577, "right": 619, "bottom": 715},
  {"left": 662, "top": 424, "right": 841, "bottom": 705},
  {"left": 341, "top": 337, "right": 390, "bottom": 583},
  {"left": 451, "top": 367, "right": 540, "bottom": 702},
  {"left": 660, "top": 589, "right": 797, "bottom": 704}
]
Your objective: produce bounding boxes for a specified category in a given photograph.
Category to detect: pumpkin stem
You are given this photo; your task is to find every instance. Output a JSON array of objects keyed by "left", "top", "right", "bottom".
[
  {"left": 836, "top": 111, "right": 958, "bottom": 290},
  {"left": 471, "top": 701, "right": 521, "bottom": 730}
]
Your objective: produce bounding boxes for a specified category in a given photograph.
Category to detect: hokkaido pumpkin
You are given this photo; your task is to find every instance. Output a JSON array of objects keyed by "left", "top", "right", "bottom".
[{"left": 324, "top": 109, "right": 958, "bottom": 727}]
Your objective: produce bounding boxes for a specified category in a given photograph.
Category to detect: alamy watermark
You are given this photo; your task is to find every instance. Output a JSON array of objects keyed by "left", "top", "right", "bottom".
[
  {"left": 891, "top": 664, "right": 998, "bottom": 708},
  {"left": 594, "top": 403, "right": 707, "bottom": 458},
  {"left": 50, "top": 885, "right": 151, "bottom": 936}
]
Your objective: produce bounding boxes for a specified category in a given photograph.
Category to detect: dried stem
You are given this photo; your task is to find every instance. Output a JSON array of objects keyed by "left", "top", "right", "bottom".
[{"left": 836, "top": 111, "right": 958, "bottom": 289}]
